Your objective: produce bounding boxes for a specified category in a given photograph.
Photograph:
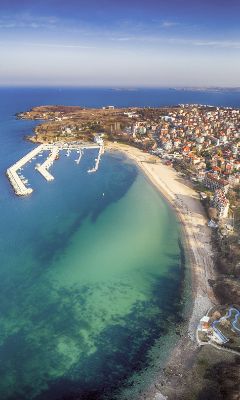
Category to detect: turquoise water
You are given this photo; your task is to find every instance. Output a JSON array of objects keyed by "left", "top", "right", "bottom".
[
  {"left": 0, "top": 149, "right": 184, "bottom": 399},
  {"left": 0, "top": 87, "right": 202, "bottom": 400},
  {"left": 0, "top": 150, "right": 183, "bottom": 400},
  {"left": 1, "top": 87, "right": 239, "bottom": 399}
]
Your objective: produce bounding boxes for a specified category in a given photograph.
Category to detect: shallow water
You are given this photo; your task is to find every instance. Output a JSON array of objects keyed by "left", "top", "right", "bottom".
[
  {"left": 0, "top": 150, "right": 184, "bottom": 400},
  {"left": 0, "top": 87, "right": 192, "bottom": 400}
]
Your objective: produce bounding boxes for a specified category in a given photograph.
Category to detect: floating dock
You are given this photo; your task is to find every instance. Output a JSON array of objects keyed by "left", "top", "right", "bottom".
[{"left": 7, "top": 141, "right": 104, "bottom": 196}]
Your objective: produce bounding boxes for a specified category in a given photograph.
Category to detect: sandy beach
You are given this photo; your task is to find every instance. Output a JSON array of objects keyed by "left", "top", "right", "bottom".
[{"left": 106, "top": 142, "right": 218, "bottom": 399}]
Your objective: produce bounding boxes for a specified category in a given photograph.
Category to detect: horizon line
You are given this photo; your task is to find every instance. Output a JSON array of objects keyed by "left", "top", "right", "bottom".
[{"left": 0, "top": 84, "right": 240, "bottom": 90}]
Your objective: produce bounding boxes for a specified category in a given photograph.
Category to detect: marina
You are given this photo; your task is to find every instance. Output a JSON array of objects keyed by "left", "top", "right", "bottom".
[{"left": 7, "top": 139, "right": 104, "bottom": 196}]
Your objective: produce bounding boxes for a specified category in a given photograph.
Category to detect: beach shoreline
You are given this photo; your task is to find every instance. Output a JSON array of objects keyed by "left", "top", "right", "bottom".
[{"left": 106, "top": 141, "right": 218, "bottom": 399}]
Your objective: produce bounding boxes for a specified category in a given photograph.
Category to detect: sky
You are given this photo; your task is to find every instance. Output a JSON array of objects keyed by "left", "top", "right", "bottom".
[{"left": 0, "top": 0, "right": 240, "bottom": 87}]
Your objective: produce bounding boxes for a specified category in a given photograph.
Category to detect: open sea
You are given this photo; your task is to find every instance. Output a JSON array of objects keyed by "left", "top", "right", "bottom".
[{"left": 0, "top": 87, "right": 239, "bottom": 400}]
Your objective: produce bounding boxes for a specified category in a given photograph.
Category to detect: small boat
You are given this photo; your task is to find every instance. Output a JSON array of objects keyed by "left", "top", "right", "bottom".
[{"left": 102, "top": 193, "right": 105, "bottom": 197}]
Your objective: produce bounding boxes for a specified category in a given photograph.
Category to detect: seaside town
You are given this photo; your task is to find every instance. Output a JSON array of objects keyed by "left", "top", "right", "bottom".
[
  {"left": 17, "top": 103, "right": 240, "bottom": 356},
  {"left": 18, "top": 104, "right": 240, "bottom": 229},
  {"left": 4, "top": 103, "right": 238, "bottom": 399}
]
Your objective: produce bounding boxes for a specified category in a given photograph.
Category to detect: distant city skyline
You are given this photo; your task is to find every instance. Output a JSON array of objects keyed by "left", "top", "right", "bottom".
[{"left": 0, "top": 0, "right": 240, "bottom": 87}]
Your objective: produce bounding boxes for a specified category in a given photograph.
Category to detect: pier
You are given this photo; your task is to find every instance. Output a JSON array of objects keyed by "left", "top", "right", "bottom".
[
  {"left": 88, "top": 142, "right": 105, "bottom": 173},
  {"left": 75, "top": 149, "right": 83, "bottom": 164},
  {"left": 35, "top": 147, "right": 59, "bottom": 181},
  {"left": 6, "top": 144, "right": 44, "bottom": 196},
  {"left": 7, "top": 140, "right": 104, "bottom": 196}
]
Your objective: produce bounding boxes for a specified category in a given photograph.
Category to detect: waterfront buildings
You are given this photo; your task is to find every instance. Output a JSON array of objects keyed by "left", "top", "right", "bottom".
[
  {"left": 20, "top": 104, "right": 240, "bottom": 222},
  {"left": 212, "top": 189, "right": 230, "bottom": 219}
]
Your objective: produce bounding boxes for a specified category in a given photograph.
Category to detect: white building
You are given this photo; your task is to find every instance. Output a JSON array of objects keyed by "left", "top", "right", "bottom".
[{"left": 212, "top": 189, "right": 229, "bottom": 219}]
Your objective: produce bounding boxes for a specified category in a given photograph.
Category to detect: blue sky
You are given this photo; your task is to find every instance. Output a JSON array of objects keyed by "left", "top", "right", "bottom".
[{"left": 0, "top": 0, "right": 240, "bottom": 87}]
